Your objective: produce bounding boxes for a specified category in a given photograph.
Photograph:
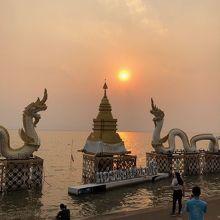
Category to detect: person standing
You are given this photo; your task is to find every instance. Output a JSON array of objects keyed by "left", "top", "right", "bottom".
[
  {"left": 56, "top": 203, "right": 70, "bottom": 220},
  {"left": 171, "top": 172, "right": 184, "bottom": 216},
  {"left": 186, "top": 186, "right": 207, "bottom": 220}
]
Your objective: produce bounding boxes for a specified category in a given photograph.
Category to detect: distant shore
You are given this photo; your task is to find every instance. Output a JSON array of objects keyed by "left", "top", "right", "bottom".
[{"left": 86, "top": 195, "right": 220, "bottom": 220}]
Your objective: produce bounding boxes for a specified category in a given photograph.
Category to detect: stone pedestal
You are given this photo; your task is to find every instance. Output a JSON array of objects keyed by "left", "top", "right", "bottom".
[
  {"left": 146, "top": 151, "right": 201, "bottom": 175},
  {"left": 0, "top": 156, "right": 43, "bottom": 192},
  {"left": 82, "top": 153, "right": 136, "bottom": 184},
  {"left": 183, "top": 152, "right": 200, "bottom": 175},
  {"left": 203, "top": 151, "right": 220, "bottom": 174},
  {"left": 146, "top": 152, "right": 172, "bottom": 174}
]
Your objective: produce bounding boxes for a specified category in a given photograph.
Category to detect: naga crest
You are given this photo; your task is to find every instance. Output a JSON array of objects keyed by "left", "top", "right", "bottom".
[
  {"left": 24, "top": 89, "right": 48, "bottom": 127},
  {"left": 150, "top": 98, "right": 164, "bottom": 125}
]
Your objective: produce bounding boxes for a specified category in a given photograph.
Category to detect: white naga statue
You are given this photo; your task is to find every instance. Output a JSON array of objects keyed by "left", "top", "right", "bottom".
[
  {"left": 0, "top": 89, "right": 48, "bottom": 159},
  {"left": 150, "top": 98, "right": 219, "bottom": 154}
]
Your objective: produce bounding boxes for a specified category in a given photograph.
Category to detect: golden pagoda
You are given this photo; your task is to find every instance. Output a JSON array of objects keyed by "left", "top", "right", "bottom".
[{"left": 82, "top": 82, "right": 129, "bottom": 155}]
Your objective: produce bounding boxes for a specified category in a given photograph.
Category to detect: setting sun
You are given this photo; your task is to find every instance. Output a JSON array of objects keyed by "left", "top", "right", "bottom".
[{"left": 118, "top": 70, "right": 130, "bottom": 81}]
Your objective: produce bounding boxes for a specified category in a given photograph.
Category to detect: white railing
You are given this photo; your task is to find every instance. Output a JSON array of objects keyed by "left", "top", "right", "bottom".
[{"left": 96, "top": 160, "right": 158, "bottom": 184}]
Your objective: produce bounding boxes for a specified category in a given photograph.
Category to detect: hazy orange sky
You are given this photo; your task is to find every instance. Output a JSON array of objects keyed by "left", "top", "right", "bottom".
[{"left": 0, "top": 0, "right": 220, "bottom": 132}]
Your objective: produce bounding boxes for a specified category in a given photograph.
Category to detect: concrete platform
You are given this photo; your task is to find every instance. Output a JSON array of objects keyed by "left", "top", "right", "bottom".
[
  {"left": 68, "top": 173, "right": 169, "bottom": 196},
  {"left": 68, "top": 183, "right": 106, "bottom": 195}
]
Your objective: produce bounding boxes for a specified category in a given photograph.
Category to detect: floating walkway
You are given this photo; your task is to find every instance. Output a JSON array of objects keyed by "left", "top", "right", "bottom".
[{"left": 68, "top": 172, "right": 169, "bottom": 196}]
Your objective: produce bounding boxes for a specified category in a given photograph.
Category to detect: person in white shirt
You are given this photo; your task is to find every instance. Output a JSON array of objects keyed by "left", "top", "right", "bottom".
[{"left": 171, "top": 172, "right": 184, "bottom": 216}]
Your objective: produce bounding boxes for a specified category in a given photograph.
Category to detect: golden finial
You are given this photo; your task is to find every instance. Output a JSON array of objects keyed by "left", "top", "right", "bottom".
[{"left": 103, "top": 79, "right": 108, "bottom": 97}]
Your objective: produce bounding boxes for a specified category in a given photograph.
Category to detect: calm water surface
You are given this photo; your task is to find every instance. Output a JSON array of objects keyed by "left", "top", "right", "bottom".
[{"left": 1, "top": 130, "right": 220, "bottom": 219}]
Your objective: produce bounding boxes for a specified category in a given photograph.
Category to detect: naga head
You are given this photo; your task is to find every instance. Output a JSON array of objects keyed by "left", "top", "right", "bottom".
[
  {"left": 150, "top": 98, "right": 164, "bottom": 126},
  {"left": 24, "top": 89, "right": 48, "bottom": 127}
]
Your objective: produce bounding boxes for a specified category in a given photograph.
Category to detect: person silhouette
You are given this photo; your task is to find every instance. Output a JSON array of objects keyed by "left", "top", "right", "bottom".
[
  {"left": 171, "top": 172, "right": 184, "bottom": 216},
  {"left": 56, "top": 203, "right": 70, "bottom": 220}
]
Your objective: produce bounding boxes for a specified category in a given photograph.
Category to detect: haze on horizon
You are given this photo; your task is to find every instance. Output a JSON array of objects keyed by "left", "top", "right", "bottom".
[{"left": 0, "top": 0, "right": 220, "bottom": 133}]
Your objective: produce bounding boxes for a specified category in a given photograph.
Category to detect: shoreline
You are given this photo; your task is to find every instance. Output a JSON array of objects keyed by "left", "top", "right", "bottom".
[{"left": 86, "top": 195, "right": 220, "bottom": 220}]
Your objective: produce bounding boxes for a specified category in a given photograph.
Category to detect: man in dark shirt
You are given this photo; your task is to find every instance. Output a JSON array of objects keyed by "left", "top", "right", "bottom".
[{"left": 56, "top": 203, "right": 70, "bottom": 220}]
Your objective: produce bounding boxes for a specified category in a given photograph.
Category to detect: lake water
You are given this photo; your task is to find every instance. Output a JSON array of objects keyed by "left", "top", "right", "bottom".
[{"left": 1, "top": 130, "right": 220, "bottom": 219}]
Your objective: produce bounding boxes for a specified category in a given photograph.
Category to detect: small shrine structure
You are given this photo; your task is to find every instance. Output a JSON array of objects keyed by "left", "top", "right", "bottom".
[
  {"left": 146, "top": 98, "right": 220, "bottom": 175},
  {"left": 81, "top": 82, "right": 136, "bottom": 183}
]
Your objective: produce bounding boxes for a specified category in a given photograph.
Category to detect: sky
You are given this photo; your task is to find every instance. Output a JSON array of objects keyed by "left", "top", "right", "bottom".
[{"left": 0, "top": 0, "right": 220, "bottom": 133}]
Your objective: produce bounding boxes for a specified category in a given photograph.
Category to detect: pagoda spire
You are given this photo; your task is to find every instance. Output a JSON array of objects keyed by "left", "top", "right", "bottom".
[
  {"left": 82, "top": 82, "right": 128, "bottom": 155},
  {"left": 103, "top": 80, "right": 108, "bottom": 97}
]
